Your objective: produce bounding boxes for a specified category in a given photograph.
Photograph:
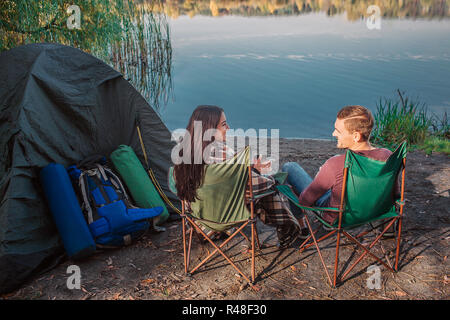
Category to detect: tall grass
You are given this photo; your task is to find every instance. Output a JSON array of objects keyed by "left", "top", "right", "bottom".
[
  {"left": 0, "top": 0, "right": 173, "bottom": 111},
  {"left": 371, "top": 90, "right": 449, "bottom": 154},
  {"left": 420, "top": 136, "right": 450, "bottom": 155},
  {"left": 430, "top": 111, "right": 450, "bottom": 140}
]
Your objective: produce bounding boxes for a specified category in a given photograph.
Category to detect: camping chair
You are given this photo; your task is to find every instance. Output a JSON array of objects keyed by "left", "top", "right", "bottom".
[
  {"left": 277, "top": 142, "right": 407, "bottom": 288},
  {"left": 168, "top": 147, "right": 270, "bottom": 285}
]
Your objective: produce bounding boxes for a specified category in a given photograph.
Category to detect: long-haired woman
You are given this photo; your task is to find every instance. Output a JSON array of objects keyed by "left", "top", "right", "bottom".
[{"left": 171, "top": 105, "right": 305, "bottom": 247}]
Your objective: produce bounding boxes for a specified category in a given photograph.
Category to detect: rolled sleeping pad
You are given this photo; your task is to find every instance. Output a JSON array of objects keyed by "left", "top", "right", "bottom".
[
  {"left": 110, "top": 145, "right": 169, "bottom": 225},
  {"left": 40, "top": 163, "right": 96, "bottom": 259}
]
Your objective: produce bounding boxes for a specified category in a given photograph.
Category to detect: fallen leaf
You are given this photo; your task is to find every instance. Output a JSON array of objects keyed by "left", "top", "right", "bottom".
[
  {"left": 293, "top": 277, "right": 307, "bottom": 284},
  {"left": 290, "top": 266, "right": 296, "bottom": 272},
  {"left": 112, "top": 293, "right": 121, "bottom": 300},
  {"left": 170, "top": 273, "right": 182, "bottom": 282},
  {"left": 140, "top": 278, "right": 155, "bottom": 285},
  {"left": 81, "top": 287, "right": 89, "bottom": 294},
  {"left": 271, "top": 287, "right": 282, "bottom": 294},
  {"left": 308, "top": 286, "right": 316, "bottom": 290},
  {"left": 107, "top": 265, "right": 119, "bottom": 271},
  {"left": 395, "top": 290, "right": 406, "bottom": 297},
  {"left": 160, "top": 239, "right": 178, "bottom": 246},
  {"left": 302, "top": 263, "right": 308, "bottom": 268},
  {"left": 251, "top": 285, "right": 261, "bottom": 292},
  {"left": 106, "top": 257, "right": 113, "bottom": 265}
]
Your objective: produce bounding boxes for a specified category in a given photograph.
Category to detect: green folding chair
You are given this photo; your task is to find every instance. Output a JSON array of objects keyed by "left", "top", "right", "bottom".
[
  {"left": 277, "top": 141, "right": 407, "bottom": 287},
  {"left": 169, "top": 146, "right": 269, "bottom": 285}
]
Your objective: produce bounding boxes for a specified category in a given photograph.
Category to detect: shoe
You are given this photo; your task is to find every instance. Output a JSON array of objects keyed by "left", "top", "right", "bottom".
[
  {"left": 298, "top": 227, "right": 310, "bottom": 240},
  {"left": 322, "top": 224, "right": 335, "bottom": 232},
  {"left": 276, "top": 224, "right": 298, "bottom": 249},
  {"left": 381, "top": 221, "right": 399, "bottom": 238},
  {"left": 277, "top": 226, "right": 310, "bottom": 249}
]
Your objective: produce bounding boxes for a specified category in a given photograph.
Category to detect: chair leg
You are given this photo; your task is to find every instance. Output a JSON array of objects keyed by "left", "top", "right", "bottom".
[
  {"left": 340, "top": 227, "right": 395, "bottom": 282},
  {"left": 345, "top": 230, "right": 394, "bottom": 271},
  {"left": 333, "top": 228, "right": 341, "bottom": 288},
  {"left": 188, "top": 219, "right": 252, "bottom": 283},
  {"left": 187, "top": 227, "right": 193, "bottom": 272},
  {"left": 182, "top": 218, "right": 187, "bottom": 274},
  {"left": 254, "top": 223, "right": 261, "bottom": 251},
  {"left": 395, "top": 217, "right": 403, "bottom": 272},
  {"left": 298, "top": 235, "right": 312, "bottom": 252},
  {"left": 304, "top": 216, "right": 333, "bottom": 287},
  {"left": 299, "top": 228, "right": 336, "bottom": 253},
  {"left": 239, "top": 230, "right": 251, "bottom": 244},
  {"left": 251, "top": 220, "right": 256, "bottom": 283}
]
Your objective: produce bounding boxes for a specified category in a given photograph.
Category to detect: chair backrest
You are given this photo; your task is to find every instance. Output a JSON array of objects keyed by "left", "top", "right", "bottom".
[
  {"left": 341, "top": 142, "right": 407, "bottom": 227},
  {"left": 170, "top": 147, "right": 251, "bottom": 232}
]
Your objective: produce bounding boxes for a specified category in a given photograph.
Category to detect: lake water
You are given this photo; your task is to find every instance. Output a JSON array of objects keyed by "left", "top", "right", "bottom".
[{"left": 159, "top": 10, "right": 450, "bottom": 139}]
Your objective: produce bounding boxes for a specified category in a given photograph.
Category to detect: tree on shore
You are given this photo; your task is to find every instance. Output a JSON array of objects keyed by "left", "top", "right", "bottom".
[
  {"left": 0, "top": 0, "right": 172, "bottom": 110},
  {"left": 156, "top": 0, "right": 449, "bottom": 19}
]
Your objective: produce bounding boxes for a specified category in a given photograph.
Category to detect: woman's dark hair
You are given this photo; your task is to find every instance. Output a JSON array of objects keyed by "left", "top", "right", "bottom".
[{"left": 174, "top": 105, "right": 224, "bottom": 202}]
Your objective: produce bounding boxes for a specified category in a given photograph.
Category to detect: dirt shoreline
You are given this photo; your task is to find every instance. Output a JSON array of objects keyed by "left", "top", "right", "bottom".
[{"left": 2, "top": 138, "right": 449, "bottom": 300}]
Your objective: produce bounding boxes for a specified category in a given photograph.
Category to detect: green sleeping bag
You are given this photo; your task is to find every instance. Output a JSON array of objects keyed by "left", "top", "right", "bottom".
[{"left": 110, "top": 145, "right": 169, "bottom": 225}]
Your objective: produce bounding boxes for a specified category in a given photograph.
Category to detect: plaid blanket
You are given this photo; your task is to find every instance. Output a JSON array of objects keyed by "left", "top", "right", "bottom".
[
  {"left": 248, "top": 170, "right": 301, "bottom": 247},
  {"left": 184, "top": 144, "right": 301, "bottom": 247},
  {"left": 191, "top": 169, "right": 301, "bottom": 247}
]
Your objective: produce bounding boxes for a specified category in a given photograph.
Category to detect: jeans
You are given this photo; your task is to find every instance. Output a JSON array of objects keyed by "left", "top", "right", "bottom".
[{"left": 281, "top": 162, "right": 331, "bottom": 218}]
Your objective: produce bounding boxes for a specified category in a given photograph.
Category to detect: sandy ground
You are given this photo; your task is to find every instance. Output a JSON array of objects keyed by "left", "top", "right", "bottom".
[{"left": 2, "top": 139, "right": 449, "bottom": 300}]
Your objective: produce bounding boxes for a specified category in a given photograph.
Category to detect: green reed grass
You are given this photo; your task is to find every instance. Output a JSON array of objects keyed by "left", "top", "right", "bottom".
[
  {"left": 0, "top": 0, "right": 172, "bottom": 111},
  {"left": 420, "top": 136, "right": 450, "bottom": 155},
  {"left": 371, "top": 90, "right": 449, "bottom": 154}
]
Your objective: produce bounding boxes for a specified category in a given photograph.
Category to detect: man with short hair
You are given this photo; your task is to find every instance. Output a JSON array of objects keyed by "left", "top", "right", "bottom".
[{"left": 283, "top": 105, "right": 393, "bottom": 227}]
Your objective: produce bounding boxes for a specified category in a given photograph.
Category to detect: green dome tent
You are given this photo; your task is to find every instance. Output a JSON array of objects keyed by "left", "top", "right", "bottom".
[{"left": 0, "top": 43, "right": 178, "bottom": 294}]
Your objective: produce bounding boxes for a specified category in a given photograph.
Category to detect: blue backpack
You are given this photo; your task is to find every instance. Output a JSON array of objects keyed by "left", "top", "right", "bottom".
[{"left": 67, "top": 157, "right": 162, "bottom": 247}]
